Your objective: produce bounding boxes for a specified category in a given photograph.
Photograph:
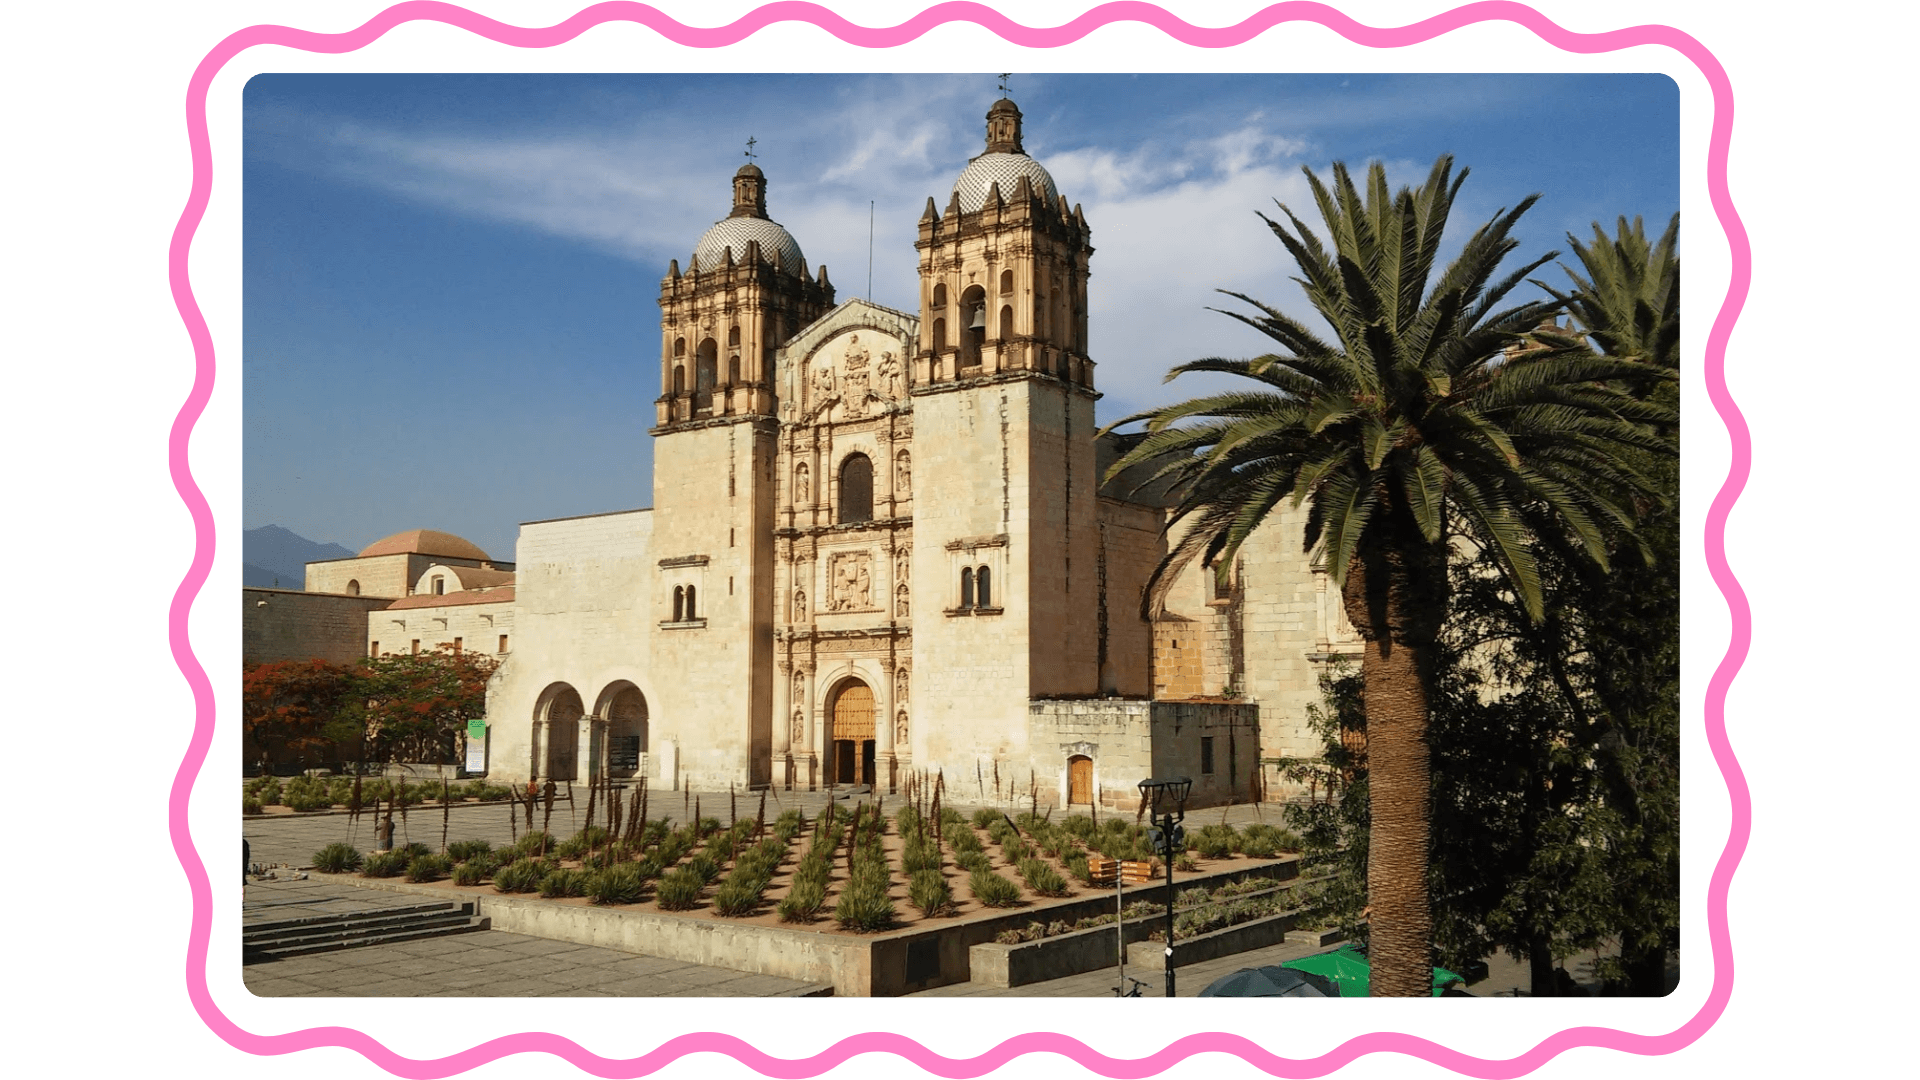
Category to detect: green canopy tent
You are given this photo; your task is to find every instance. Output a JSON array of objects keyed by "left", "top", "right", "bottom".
[{"left": 1280, "top": 944, "right": 1466, "bottom": 998}]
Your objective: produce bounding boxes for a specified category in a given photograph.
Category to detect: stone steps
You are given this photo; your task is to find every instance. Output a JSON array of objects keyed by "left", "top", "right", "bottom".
[{"left": 243, "top": 901, "right": 490, "bottom": 962}]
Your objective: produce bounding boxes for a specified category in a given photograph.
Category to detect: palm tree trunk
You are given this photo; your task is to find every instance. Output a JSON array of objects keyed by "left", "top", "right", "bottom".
[{"left": 1362, "top": 629, "right": 1434, "bottom": 997}]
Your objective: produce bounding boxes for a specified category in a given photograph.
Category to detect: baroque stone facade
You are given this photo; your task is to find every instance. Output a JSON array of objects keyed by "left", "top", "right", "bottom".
[{"left": 461, "top": 98, "right": 1362, "bottom": 805}]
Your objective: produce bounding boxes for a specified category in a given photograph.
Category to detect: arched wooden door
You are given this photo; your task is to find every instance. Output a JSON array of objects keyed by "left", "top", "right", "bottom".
[
  {"left": 1068, "top": 755, "right": 1093, "bottom": 805},
  {"left": 831, "top": 681, "right": 876, "bottom": 786}
]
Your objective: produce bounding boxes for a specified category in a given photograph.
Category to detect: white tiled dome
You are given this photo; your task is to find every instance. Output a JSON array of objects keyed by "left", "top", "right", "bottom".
[
  {"left": 691, "top": 216, "right": 805, "bottom": 272},
  {"left": 952, "top": 152, "right": 1059, "bottom": 214}
]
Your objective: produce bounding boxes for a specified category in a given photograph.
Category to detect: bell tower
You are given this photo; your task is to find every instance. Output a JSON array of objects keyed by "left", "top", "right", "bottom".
[
  {"left": 913, "top": 97, "right": 1093, "bottom": 387},
  {"left": 649, "top": 162, "right": 832, "bottom": 790},
  {"left": 908, "top": 96, "right": 1103, "bottom": 782}
]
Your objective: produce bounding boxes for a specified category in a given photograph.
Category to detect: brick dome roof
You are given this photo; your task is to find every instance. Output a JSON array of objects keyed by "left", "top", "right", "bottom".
[{"left": 358, "top": 529, "right": 491, "bottom": 561}]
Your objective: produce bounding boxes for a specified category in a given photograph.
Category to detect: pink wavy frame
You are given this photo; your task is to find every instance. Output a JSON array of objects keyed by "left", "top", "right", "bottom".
[{"left": 172, "top": 2, "right": 1748, "bottom": 1076}]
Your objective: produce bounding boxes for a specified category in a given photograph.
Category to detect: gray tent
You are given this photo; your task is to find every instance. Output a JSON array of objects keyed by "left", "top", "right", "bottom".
[{"left": 1197, "top": 965, "right": 1340, "bottom": 998}]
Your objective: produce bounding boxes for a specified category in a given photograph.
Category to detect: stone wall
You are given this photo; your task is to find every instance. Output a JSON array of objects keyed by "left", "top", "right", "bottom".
[
  {"left": 242, "top": 588, "right": 391, "bottom": 665},
  {"left": 1024, "top": 698, "right": 1258, "bottom": 811},
  {"left": 485, "top": 509, "right": 656, "bottom": 785},
  {"left": 366, "top": 595, "right": 514, "bottom": 659}
]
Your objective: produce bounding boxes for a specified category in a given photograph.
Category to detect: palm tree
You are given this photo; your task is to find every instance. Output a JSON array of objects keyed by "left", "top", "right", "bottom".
[{"left": 1104, "top": 157, "right": 1676, "bottom": 995}]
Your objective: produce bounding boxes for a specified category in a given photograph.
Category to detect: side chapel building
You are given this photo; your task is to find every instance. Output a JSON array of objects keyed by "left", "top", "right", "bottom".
[{"left": 295, "top": 97, "right": 1365, "bottom": 809}]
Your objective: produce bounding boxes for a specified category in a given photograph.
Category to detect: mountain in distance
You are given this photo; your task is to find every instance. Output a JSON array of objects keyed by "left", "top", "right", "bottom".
[{"left": 245, "top": 525, "right": 357, "bottom": 589}]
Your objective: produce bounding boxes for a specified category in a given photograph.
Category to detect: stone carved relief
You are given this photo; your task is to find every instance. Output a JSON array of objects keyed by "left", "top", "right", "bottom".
[
  {"left": 811, "top": 360, "right": 836, "bottom": 403},
  {"left": 792, "top": 588, "right": 807, "bottom": 622},
  {"left": 828, "top": 551, "right": 875, "bottom": 611},
  {"left": 791, "top": 711, "right": 806, "bottom": 747},
  {"left": 878, "top": 351, "right": 902, "bottom": 399},
  {"left": 794, "top": 463, "right": 810, "bottom": 504},
  {"left": 895, "top": 584, "right": 910, "bottom": 618},
  {"left": 894, "top": 668, "right": 909, "bottom": 703},
  {"left": 793, "top": 670, "right": 807, "bottom": 705},
  {"left": 894, "top": 450, "right": 911, "bottom": 496},
  {"left": 842, "top": 334, "right": 872, "bottom": 418},
  {"left": 895, "top": 711, "right": 909, "bottom": 746}
]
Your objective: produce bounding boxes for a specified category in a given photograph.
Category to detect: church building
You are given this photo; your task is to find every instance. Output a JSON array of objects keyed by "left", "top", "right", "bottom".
[{"left": 324, "top": 97, "right": 1365, "bottom": 809}]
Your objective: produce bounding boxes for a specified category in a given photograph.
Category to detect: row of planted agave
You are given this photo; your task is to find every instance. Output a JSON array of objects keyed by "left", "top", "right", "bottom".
[{"left": 306, "top": 781, "right": 1303, "bottom": 932}]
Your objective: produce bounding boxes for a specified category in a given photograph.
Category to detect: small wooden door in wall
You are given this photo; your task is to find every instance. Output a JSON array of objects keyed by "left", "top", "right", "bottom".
[{"left": 1068, "top": 755, "right": 1093, "bottom": 805}]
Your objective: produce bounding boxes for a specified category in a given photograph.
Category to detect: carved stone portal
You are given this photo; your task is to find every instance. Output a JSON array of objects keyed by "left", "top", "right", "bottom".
[{"left": 828, "top": 551, "right": 876, "bottom": 611}]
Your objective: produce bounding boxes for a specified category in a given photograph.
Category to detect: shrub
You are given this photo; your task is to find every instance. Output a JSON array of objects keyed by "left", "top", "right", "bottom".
[
  {"left": 311, "top": 842, "right": 363, "bottom": 874},
  {"left": 492, "top": 858, "right": 547, "bottom": 893},
  {"left": 284, "top": 777, "right": 335, "bottom": 811},
  {"left": 834, "top": 878, "right": 896, "bottom": 931},
  {"left": 1175, "top": 853, "right": 1199, "bottom": 872},
  {"left": 711, "top": 877, "right": 767, "bottom": 917},
  {"left": 1064, "top": 852, "right": 1091, "bottom": 885},
  {"left": 1238, "top": 833, "right": 1281, "bottom": 859},
  {"left": 777, "top": 878, "right": 826, "bottom": 922},
  {"left": 655, "top": 868, "right": 705, "bottom": 910},
  {"left": 585, "top": 864, "right": 646, "bottom": 905},
  {"left": 954, "top": 851, "right": 991, "bottom": 874},
  {"left": 451, "top": 861, "right": 489, "bottom": 887},
  {"left": 901, "top": 838, "right": 943, "bottom": 876},
  {"left": 362, "top": 850, "right": 408, "bottom": 878},
  {"left": 556, "top": 826, "right": 612, "bottom": 860},
  {"left": 909, "top": 869, "right": 953, "bottom": 916},
  {"left": 1194, "top": 825, "right": 1237, "bottom": 860},
  {"left": 947, "top": 827, "right": 983, "bottom": 854},
  {"left": 252, "top": 777, "right": 284, "bottom": 805},
  {"left": 470, "top": 782, "right": 512, "bottom": 802},
  {"left": 406, "top": 854, "right": 452, "bottom": 882},
  {"left": 512, "top": 832, "right": 555, "bottom": 859},
  {"left": 971, "top": 808, "right": 1001, "bottom": 829},
  {"left": 1017, "top": 858, "right": 1071, "bottom": 897},
  {"left": 243, "top": 797, "right": 262, "bottom": 816},
  {"left": 538, "top": 868, "right": 589, "bottom": 898},
  {"left": 684, "top": 853, "right": 721, "bottom": 885},
  {"left": 969, "top": 867, "right": 1022, "bottom": 907},
  {"left": 447, "top": 839, "right": 493, "bottom": 863}
]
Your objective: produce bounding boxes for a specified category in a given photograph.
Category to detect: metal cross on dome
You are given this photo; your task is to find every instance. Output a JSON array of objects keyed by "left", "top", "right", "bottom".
[
  {"left": 997, "top": 73, "right": 1011, "bottom": 96},
  {"left": 744, "top": 136, "right": 757, "bottom": 160}
]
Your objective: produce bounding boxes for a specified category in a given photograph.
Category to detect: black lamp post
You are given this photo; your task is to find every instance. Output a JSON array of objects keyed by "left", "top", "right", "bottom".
[{"left": 1137, "top": 776, "right": 1192, "bottom": 998}]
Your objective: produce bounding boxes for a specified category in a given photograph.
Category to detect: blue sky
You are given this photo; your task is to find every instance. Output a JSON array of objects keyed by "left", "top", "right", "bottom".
[{"left": 244, "top": 73, "right": 1677, "bottom": 561}]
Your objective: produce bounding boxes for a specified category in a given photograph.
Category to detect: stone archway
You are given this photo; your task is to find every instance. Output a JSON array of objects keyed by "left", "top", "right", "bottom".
[
  {"left": 828, "top": 678, "right": 876, "bottom": 786},
  {"left": 534, "top": 683, "right": 584, "bottom": 781},
  {"left": 595, "top": 682, "right": 648, "bottom": 779}
]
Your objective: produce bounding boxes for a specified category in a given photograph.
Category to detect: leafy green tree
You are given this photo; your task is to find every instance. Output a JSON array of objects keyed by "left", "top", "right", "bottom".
[
  {"left": 351, "top": 645, "right": 500, "bottom": 766},
  {"left": 1105, "top": 157, "right": 1676, "bottom": 994}
]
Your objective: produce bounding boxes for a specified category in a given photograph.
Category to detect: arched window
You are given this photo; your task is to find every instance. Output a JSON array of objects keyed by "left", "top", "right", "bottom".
[
  {"left": 999, "top": 304, "right": 1014, "bottom": 341},
  {"left": 727, "top": 326, "right": 741, "bottom": 348},
  {"left": 432, "top": 575, "right": 445, "bottom": 595},
  {"left": 673, "top": 365, "right": 685, "bottom": 395},
  {"left": 673, "top": 585, "right": 685, "bottom": 622},
  {"left": 345, "top": 579, "right": 360, "bottom": 596},
  {"left": 960, "top": 567, "right": 975, "bottom": 609},
  {"left": 999, "top": 269, "right": 1013, "bottom": 295},
  {"left": 673, "top": 337, "right": 686, "bottom": 359},
  {"left": 838, "top": 454, "right": 873, "bottom": 524},
  {"left": 685, "top": 584, "right": 697, "bottom": 619},
  {"left": 696, "top": 339, "right": 718, "bottom": 393},
  {"left": 960, "top": 285, "right": 986, "bottom": 367},
  {"left": 932, "top": 317, "right": 947, "bottom": 353},
  {"left": 932, "top": 282, "right": 947, "bottom": 310},
  {"left": 728, "top": 354, "right": 740, "bottom": 385},
  {"left": 976, "top": 566, "right": 992, "bottom": 608}
]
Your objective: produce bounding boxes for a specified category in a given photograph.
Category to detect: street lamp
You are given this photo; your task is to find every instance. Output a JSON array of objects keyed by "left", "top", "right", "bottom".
[{"left": 1137, "top": 776, "right": 1192, "bottom": 997}]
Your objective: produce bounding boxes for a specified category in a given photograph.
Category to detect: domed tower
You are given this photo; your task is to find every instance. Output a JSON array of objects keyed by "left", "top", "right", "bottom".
[
  {"left": 650, "top": 163, "right": 833, "bottom": 790},
  {"left": 914, "top": 97, "right": 1092, "bottom": 386},
  {"left": 657, "top": 163, "right": 833, "bottom": 425},
  {"left": 909, "top": 97, "right": 1102, "bottom": 780}
]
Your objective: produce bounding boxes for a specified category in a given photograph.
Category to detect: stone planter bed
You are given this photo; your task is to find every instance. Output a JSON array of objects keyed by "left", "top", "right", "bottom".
[{"left": 325, "top": 809, "right": 1300, "bottom": 995}]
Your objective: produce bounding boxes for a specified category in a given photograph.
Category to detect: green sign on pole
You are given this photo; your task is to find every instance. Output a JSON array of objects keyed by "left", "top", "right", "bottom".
[{"left": 465, "top": 720, "right": 487, "bottom": 773}]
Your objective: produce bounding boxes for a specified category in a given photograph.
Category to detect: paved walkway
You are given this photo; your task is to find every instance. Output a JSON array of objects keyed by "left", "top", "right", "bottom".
[{"left": 242, "top": 877, "right": 828, "bottom": 998}]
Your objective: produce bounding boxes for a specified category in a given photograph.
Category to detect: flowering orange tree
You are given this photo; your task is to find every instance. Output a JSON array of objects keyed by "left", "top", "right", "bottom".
[{"left": 242, "top": 658, "right": 356, "bottom": 773}]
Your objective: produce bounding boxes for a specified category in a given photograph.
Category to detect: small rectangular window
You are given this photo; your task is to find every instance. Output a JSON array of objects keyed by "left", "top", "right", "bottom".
[
  {"left": 1201, "top": 736, "right": 1215, "bottom": 775},
  {"left": 432, "top": 576, "right": 445, "bottom": 595},
  {"left": 498, "top": 634, "right": 509, "bottom": 653},
  {"left": 411, "top": 639, "right": 420, "bottom": 655},
  {"left": 369, "top": 641, "right": 379, "bottom": 658},
  {"left": 453, "top": 636, "right": 462, "bottom": 653}
]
